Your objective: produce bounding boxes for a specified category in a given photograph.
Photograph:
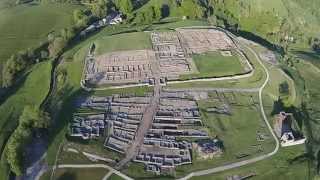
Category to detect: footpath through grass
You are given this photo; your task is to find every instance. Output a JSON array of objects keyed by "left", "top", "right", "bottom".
[{"left": 0, "top": 61, "right": 52, "bottom": 180}]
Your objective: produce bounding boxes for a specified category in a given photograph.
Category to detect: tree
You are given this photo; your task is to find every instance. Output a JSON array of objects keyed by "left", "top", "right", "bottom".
[
  {"left": 180, "top": 0, "right": 205, "bottom": 19},
  {"left": 6, "top": 106, "right": 50, "bottom": 175},
  {"left": 153, "top": 5, "right": 162, "bottom": 20},
  {"left": 48, "top": 37, "right": 67, "bottom": 57},
  {"left": 2, "top": 53, "right": 28, "bottom": 88},
  {"left": 91, "top": 0, "right": 108, "bottom": 18},
  {"left": 73, "top": 9, "right": 89, "bottom": 28},
  {"left": 114, "top": 0, "right": 133, "bottom": 15},
  {"left": 279, "top": 81, "right": 289, "bottom": 95}
]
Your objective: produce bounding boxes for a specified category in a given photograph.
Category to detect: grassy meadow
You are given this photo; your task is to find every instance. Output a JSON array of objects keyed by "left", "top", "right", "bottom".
[
  {"left": 181, "top": 51, "right": 245, "bottom": 79},
  {"left": 95, "top": 32, "right": 152, "bottom": 55},
  {"left": 0, "top": 3, "right": 80, "bottom": 62}
]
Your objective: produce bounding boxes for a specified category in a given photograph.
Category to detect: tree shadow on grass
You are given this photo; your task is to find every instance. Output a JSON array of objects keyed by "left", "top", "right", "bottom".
[{"left": 56, "top": 171, "right": 76, "bottom": 180}]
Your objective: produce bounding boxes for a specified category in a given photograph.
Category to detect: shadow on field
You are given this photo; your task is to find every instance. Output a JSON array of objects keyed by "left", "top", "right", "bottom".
[
  {"left": 0, "top": 71, "right": 30, "bottom": 106},
  {"left": 56, "top": 171, "right": 76, "bottom": 180}
]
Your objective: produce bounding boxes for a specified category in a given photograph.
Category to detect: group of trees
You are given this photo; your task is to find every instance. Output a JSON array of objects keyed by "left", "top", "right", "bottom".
[
  {"left": 1, "top": 47, "right": 49, "bottom": 88},
  {"left": 6, "top": 106, "right": 50, "bottom": 175},
  {"left": 134, "top": 5, "right": 162, "bottom": 25}
]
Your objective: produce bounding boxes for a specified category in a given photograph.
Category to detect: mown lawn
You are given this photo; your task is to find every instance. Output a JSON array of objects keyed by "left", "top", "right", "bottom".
[
  {"left": 181, "top": 51, "right": 245, "bottom": 79},
  {"left": 95, "top": 32, "right": 152, "bottom": 55},
  {"left": 0, "top": 61, "right": 52, "bottom": 180}
]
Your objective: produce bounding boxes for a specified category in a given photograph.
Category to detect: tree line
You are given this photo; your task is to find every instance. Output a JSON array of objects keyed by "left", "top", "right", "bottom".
[{"left": 6, "top": 106, "right": 50, "bottom": 175}]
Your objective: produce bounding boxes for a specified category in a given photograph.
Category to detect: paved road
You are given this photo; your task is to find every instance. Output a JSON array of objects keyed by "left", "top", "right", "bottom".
[
  {"left": 115, "top": 51, "right": 162, "bottom": 169},
  {"left": 56, "top": 164, "right": 133, "bottom": 180},
  {"left": 176, "top": 27, "right": 280, "bottom": 180}
]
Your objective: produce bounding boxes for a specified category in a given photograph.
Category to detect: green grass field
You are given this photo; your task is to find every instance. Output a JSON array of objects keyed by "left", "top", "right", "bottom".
[
  {"left": 190, "top": 145, "right": 310, "bottom": 180},
  {"left": 181, "top": 51, "right": 245, "bottom": 79},
  {"left": 92, "top": 86, "right": 153, "bottom": 96},
  {"left": 167, "top": 42, "right": 266, "bottom": 89},
  {"left": 0, "top": 3, "right": 80, "bottom": 63},
  {"left": 95, "top": 32, "right": 152, "bottom": 55},
  {"left": 0, "top": 61, "right": 52, "bottom": 180},
  {"left": 175, "top": 93, "right": 275, "bottom": 177},
  {"left": 109, "top": 174, "right": 124, "bottom": 180},
  {"left": 213, "top": 0, "right": 320, "bottom": 47},
  {"left": 53, "top": 168, "right": 108, "bottom": 180}
]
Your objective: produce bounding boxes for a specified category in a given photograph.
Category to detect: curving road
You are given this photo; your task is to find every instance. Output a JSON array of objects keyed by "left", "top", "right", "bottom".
[{"left": 177, "top": 28, "right": 280, "bottom": 180}]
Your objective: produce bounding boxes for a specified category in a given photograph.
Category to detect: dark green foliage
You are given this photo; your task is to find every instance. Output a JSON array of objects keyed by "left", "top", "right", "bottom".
[
  {"left": 114, "top": 0, "right": 133, "bottom": 15},
  {"left": 179, "top": 0, "right": 205, "bottom": 19},
  {"left": 73, "top": 9, "right": 89, "bottom": 28},
  {"left": 310, "top": 37, "right": 320, "bottom": 53},
  {"left": 2, "top": 52, "right": 30, "bottom": 88},
  {"left": 91, "top": 0, "right": 108, "bottom": 18},
  {"left": 279, "top": 81, "right": 289, "bottom": 95},
  {"left": 5, "top": 106, "right": 50, "bottom": 175},
  {"left": 48, "top": 37, "right": 67, "bottom": 58}
]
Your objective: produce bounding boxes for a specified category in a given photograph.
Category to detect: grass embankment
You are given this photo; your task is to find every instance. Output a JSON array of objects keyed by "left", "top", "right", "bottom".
[
  {"left": 0, "top": 3, "right": 80, "bottom": 67},
  {"left": 148, "top": 19, "right": 209, "bottom": 30},
  {"left": 181, "top": 51, "right": 245, "bottom": 79},
  {"left": 0, "top": 61, "right": 52, "bottom": 180}
]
